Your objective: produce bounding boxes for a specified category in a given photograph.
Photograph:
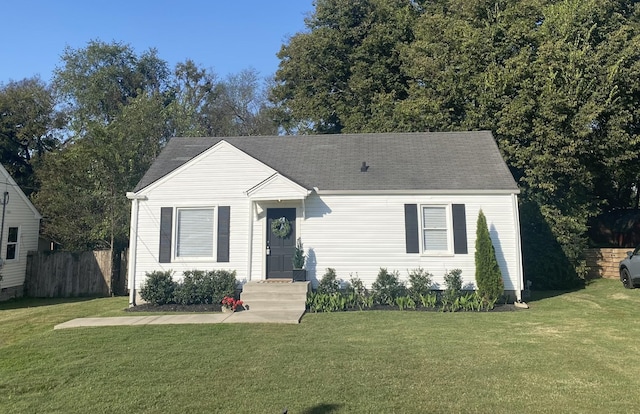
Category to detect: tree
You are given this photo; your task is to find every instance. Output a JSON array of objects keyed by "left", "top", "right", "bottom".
[
  {"left": 271, "top": 0, "right": 420, "bottom": 133},
  {"left": 34, "top": 41, "right": 173, "bottom": 250},
  {"left": 167, "top": 59, "right": 217, "bottom": 137},
  {"left": 168, "top": 62, "right": 277, "bottom": 137},
  {"left": 53, "top": 40, "right": 170, "bottom": 129},
  {"left": 475, "top": 210, "right": 503, "bottom": 303},
  {"left": 206, "top": 69, "right": 278, "bottom": 136},
  {"left": 0, "top": 77, "right": 63, "bottom": 194},
  {"left": 34, "top": 92, "right": 171, "bottom": 251}
]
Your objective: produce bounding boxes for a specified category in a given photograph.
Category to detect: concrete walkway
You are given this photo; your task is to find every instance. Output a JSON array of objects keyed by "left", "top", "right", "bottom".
[{"left": 54, "top": 310, "right": 305, "bottom": 330}]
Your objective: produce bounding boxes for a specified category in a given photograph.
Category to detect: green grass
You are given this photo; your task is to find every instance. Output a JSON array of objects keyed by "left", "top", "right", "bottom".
[{"left": 1, "top": 279, "right": 639, "bottom": 413}]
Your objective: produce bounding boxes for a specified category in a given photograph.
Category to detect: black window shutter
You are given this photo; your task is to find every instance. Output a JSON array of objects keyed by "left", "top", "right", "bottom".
[
  {"left": 217, "top": 206, "right": 230, "bottom": 262},
  {"left": 452, "top": 204, "right": 468, "bottom": 254},
  {"left": 159, "top": 207, "right": 173, "bottom": 263},
  {"left": 404, "top": 204, "right": 420, "bottom": 253}
]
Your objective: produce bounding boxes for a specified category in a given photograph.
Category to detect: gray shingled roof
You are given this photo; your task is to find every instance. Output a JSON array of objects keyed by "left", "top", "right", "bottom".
[{"left": 133, "top": 131, "right": 519, "bottom": 193}]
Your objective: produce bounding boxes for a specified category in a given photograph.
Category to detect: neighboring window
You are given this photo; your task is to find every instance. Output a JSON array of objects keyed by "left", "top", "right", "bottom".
[
  {"left": 422, "top": 206, "right": 450, "bottom": 253},
  {"left": 176, "top": 208, "right": 215, "bottom": 258},
  {"left": 6, "top": 227, "right": 19, "bottom": 260}
]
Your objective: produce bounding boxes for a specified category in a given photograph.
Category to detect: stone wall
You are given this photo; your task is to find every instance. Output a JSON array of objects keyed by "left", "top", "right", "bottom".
[{"left": 584, "top": 248, "right": 630, "bottom": 280}]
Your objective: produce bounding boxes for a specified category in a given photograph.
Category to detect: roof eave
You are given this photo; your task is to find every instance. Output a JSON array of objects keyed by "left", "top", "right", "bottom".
[{"left": 312, "top": 188, "right": 520, "bottom": 195}]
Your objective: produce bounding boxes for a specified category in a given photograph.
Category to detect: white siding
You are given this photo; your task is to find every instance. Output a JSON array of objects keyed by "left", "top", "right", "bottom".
[
  {"left": 299, "top": 193, "right": 521, "bottom": 291},
  {"left": 0, "top": 179, "right": 40, "bottom": 290},
  {"left": 131, "top": 141, "right": 277, "bottom": 289}
]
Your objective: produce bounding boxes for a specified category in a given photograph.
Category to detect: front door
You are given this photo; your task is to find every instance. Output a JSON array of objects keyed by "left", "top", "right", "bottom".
[{"left": 266, "top": 208, "right": 296, "bottom": 279}]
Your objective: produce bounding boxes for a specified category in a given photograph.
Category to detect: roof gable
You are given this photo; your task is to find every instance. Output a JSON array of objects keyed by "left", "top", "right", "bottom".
[
  {"left": 133, "top": 131, "right": 519, "bottom": 194},
  {"left": 245, "top": 173, "right": 311, "bottom": 200},
  {"left": 0, "top": 164, "right": 42, "bottom": 219},
  {"left": 134, "top": 139, "right": 277, "bottom": 194}
]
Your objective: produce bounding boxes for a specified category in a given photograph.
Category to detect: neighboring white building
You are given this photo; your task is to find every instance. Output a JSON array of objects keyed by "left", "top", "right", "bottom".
[
  {"left": 0, "top": 164, "right": 42, "bottom": 301},
  {"left": 127, "top": 131, "right": 523, "bottom": 304}
]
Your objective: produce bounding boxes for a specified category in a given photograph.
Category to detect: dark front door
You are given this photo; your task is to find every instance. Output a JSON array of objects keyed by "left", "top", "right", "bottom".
[{"left": 266, "top": 208, "right": 296, "bottom": 279}]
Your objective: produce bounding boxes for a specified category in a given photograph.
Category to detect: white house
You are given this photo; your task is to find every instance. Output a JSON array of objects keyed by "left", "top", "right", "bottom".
[
  {"left": 0, "top": 164, "right": 42, "bottom": 301},
  {"left": 127, "top": 131, "right": 524, "bottom": 304}
]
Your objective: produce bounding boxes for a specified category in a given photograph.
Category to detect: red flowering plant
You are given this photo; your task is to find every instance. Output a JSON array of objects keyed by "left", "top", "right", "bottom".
[{"left": 221, "top": 296, "right": 243, "bottom": 312}]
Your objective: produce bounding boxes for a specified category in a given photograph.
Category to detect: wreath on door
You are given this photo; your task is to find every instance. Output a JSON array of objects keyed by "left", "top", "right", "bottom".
[{"left": 271, "top": 217, "right": 291, "bottom": 238}]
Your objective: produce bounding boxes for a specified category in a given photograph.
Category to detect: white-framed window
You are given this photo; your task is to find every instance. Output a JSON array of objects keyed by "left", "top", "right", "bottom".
[
  {"left": 421, "top": 205, "right": 452, "bottom": 254},
  {"left": 175, "top": 208, "right": 215, "bottom": 258},
  {"left": 5, "top": 226, "right": 19, "bottom": 260}
]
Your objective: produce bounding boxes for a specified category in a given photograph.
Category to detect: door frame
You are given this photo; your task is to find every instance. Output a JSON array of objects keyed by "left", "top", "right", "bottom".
[{"left": 264, "top": 206, "right": 299, "bottom": 279}]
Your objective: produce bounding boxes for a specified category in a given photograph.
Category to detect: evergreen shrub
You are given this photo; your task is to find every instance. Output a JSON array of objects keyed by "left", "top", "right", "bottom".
[
  {"left": 372, "top": 268, "right": 406, "bottom": 305},
  {"left": 475, "top": 210, "right": 504, "bottom": 303},
  {"left": 317, "top": 268, "right": 341, "bottom": 294},
  {"left": 139, "top": 270, "right": 176, "bottom": 305},
  {"left": 408, "top": 268, "right": 433, "bottom": 302}
]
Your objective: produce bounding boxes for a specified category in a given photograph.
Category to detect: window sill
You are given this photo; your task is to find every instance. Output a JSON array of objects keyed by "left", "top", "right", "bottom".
[{"left": 420, "top": 252, "right": 455, "bottom": 257}]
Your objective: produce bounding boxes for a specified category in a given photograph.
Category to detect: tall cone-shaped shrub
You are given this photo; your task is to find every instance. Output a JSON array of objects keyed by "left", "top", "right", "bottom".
[{"left": 475, "top": 210, "right": 503, "bottom": 302}]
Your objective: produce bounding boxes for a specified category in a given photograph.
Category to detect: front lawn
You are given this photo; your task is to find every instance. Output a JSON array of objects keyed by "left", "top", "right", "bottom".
[{"left": 1, "top": 279, "right": 639, "bottom": 413}]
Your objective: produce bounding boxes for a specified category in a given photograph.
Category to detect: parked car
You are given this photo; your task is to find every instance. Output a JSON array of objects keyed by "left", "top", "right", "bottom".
[{"left": 619, "top": 247, "right": 640, "bottom": 289}]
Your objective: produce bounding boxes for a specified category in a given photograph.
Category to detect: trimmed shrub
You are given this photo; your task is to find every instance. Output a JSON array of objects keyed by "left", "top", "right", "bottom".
[
  {"left": 443, "top": 268, "right": 463, "bottom": 293},
  {"left": 441, "top": 269, "right": 462, "bottom": 311},
  {"left": 174, "top": 270, "right": 206, "bottom": 305},
  {"left": 139, "top": 270, "right": 176, "bottom": 305},
  {"left": 141, "top": 269, "right": 237, "bottom": 306},
  {"left": 208, "top": 270, "right": 237, "bottom": 303},
  {"left": 372, "top": 268, "right": 405, "bottom": 305},
  {"left": 475, "top": 210, "right": 504, "bottom": 303},
  {"left": 408, "top": 268, "right": 433, "bottom": 302},
  {"left": 317, "top": 268, "right": 340, "bottom": 294}
]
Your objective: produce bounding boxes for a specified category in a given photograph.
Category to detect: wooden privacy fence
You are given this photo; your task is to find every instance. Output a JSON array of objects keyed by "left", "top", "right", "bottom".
[{"left": 25, "top": 250, "right": 128, "bottom": 298}]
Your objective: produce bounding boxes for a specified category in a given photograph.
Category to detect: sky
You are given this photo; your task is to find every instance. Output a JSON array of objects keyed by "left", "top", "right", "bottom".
[{"left": 0, "top": 0, "right": 315, "bottom": 85}]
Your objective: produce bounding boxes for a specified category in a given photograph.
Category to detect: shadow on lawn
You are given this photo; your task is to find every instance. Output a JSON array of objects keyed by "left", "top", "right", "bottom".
[
  {"left": 524, "top": 281, "right": 587, "bottom": 303},
  {"left": 0, "top": 296, "right": 104, "bottom": 311},
  {"left": 300, "top": 403, "right": 342, "bottom": 414}
]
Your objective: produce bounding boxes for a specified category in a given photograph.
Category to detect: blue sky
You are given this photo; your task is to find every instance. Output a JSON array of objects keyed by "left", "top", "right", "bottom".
[{"left": 0, "top": 1, "right": 314, "bottom": 84}]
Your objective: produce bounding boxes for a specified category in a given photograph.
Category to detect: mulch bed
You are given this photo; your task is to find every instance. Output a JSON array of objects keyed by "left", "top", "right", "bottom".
[
  {"left": 125, "top": 303, "right": 223, "bottom": 313},
  {"left": 125, "top": 303, "right": 519, "bottom": 312}
]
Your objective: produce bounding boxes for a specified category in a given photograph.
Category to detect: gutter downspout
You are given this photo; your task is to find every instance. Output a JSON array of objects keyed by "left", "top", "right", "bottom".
[
  {"left": 247, "top": 199, "right": 254, "bottom": 282},
  {"left": 126, "top": 192, "right": 147, "bottom": 307},
  {"left": 0, "top": 191, "right": 8, "bottom": 270},
  {"left": 512, "top": 193, "right": 524, "bottom": 302}
]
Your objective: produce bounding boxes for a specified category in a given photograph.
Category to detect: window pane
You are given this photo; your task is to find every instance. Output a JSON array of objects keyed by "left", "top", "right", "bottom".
[
  {"left": 177, "top": 209, "right": 214, "bottom": 257},
  {"left": 8, "top": 227, "right": 18, "bottom": 243},
  {"left": 423, "top": 207, "right": 446, "bottom": 228},
  {"left": 422, "top": 206, "right": 448, "bottom": 251},
  {"left": 6, "top": 244, "right": 16, "bottom": 260},
  {"left": 424, "top": 229, "right": 448, "bottom": 250}
]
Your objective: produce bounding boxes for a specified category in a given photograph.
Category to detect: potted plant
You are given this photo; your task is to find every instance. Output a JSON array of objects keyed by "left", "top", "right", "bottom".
[
  {"left": 221, "top": 296, "right": 243, "bottom": 313},
  {"left": 292, "top": 238, "right": 307, "bottom": 282}
]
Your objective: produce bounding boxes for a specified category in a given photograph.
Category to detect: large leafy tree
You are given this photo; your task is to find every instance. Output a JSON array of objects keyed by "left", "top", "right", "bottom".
[
  {"left": 0, "top": 77, "right": 63, "bottom": 194},
  {"left": 271, "top": 0, "right": 420, "bottom": 133},
  {"left": 34, "top": 92, "right": 171, "bottom": 250},
  {"left": 34, "top": 42, "right": 173, "bottom": 250},
  {"left": 205, "top": 69, "right": 278, "bottom": 136},
  {"left": 54, "top": 40, "right": 170, "bottom": 129},
  {"left": 167, "top": 59, "right": 218, "bottom": 137},
  {"left": 168, "top": 62, "right": 277, "bottom": 137}
]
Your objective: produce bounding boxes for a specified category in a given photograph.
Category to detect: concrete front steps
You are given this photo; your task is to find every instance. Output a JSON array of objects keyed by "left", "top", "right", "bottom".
[{"left": 241, "top": 280, "right": 310, "bottom": 311}]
